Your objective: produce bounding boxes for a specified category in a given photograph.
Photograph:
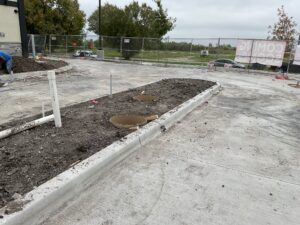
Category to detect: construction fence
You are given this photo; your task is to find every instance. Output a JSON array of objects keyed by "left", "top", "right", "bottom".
[{"left": 27, "top": 34, "right": 300, "bottom": 73}]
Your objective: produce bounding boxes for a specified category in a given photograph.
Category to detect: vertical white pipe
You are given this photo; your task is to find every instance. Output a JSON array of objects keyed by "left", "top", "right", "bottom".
[
  {"left": 31, "top": 34, "right": 36, "bottom": 58},
  {"left": 42, "top": 102, "right": 45, "bottom": 118},
  {"left": 109, "top": 73, "right": 113, "bottom": 98},
  {"left": 47, "top": 71, "right": 62, "bottom": 128}
]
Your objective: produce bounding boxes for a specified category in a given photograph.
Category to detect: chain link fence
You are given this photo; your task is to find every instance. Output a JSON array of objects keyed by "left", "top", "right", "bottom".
[{"left": 27, "top": 34, "right": 300, "bottom": 73}]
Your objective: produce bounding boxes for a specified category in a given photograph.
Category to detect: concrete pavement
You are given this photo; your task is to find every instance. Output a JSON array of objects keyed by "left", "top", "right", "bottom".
[{"left": 1, "top": 60, "right": 300, "bottom": 224}]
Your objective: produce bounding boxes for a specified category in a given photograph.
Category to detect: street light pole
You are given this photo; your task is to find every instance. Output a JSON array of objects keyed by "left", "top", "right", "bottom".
[{"left": 98, "top": 0, "right": 102, "bottom": 49}]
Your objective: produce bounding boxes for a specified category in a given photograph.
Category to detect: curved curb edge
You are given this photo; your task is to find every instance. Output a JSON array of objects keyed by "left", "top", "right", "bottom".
[{"left": 1, "top": 65, "right": 73, "bottom": 81}]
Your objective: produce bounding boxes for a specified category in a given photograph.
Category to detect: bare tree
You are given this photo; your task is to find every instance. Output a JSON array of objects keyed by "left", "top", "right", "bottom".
[{"left": 268, "top": 5, "right": 297, "bottom": 49}]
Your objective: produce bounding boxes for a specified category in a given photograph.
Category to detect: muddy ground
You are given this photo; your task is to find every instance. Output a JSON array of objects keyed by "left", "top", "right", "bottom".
[
  {"left": 0, "top": 79, "right": 215, "bottom": 209},
  {"left": 0, "top": 57, "right": 68, "bottom": 75}
]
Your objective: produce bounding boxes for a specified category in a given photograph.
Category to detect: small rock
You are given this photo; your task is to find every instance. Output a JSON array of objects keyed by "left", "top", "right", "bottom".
[
  {"left": 160, "top": 125, "right": 166, "bottom": 132},
  {"left": 21, "top": 165, "right": 29, "bottom": 173},
  {"left": 222, "top": 185, "right": 225, "bottom": 188},
  {"left": 5, "top": 183, "right": 23, "bottom": 194},
  {"left": 88, "top": 105, "right": 95, "bottom": 109},
  {"left": 115, "top": 131, "right": 122, "bottom": 138},
  {"left": 269, "top": 193, "right": 273, "bottom": 196},
  {"left": 12, "top": 193, "right": 22, "bottom": 200},
  {"left": 7, "top": 168, "right": 18, "bottom": 176}
]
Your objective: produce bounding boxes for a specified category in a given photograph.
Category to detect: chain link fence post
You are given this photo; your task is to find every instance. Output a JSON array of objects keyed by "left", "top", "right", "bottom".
[
  {"left": 286, "top": 40, "right": 296, "bottom": 74},
  {"left": 157, "top": 38, "right": 159, "bottom": 63},
  {"left": 49, "top": 35, "right": 52, "bottom": 56},
  {"left": 43, "top": 35, "right": 47, "bottom": 55},
  {"left": 65, "top": 35, "right": 68, "bottom": 57},
  {"left": 120, "top": 37, "right": 123, "bottom": 59},
  {"left": 190, "top": 39, "right": 193, "bottom": 55},
  {"left": 141, "top": 37, "right": 145, "bottom": 63},
  {"left": 216, "top": 37, "right": 221, "bottom": 60}
]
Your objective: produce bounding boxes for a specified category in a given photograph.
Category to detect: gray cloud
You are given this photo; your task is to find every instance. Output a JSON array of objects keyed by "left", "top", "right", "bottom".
[{"left": 78, "top": 0, "right": 300, "bottom": 38}]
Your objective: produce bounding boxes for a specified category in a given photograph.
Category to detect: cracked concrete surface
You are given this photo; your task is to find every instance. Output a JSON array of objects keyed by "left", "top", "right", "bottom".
[{"left": 1, "top": 60, "right": 300, "bottom": 224}]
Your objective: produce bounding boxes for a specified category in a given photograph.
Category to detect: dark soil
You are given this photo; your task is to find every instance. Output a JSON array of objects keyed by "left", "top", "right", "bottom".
[
  {"left": 9, "top": 57, "right": 67, "bottom": 74},
  {"left": 0, "top": 79, "right": 215, "bottom": 209}
]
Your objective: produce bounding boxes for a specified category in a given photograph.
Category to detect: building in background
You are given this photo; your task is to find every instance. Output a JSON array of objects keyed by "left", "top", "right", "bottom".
[{"left": 0, "top": 0, "right": 27, "bottom": 56}]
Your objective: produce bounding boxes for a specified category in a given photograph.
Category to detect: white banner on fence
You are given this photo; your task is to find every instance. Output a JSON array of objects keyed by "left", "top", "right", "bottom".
[
  {"left": 235, "top": 39, "right": 253, "bottom": 64},
  {"left": 294, "top": 45, "right": 300, "bottom": 65},
  {"left": 235, "top": 39, "right": 286, "bottom": 67}
]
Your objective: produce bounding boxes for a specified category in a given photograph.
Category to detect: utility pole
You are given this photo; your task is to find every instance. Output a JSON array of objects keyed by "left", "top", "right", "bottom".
[
  {"left": 98, "top": 0, "right": 102, "bottom": 49},
  {"left": 18, "top": 0, "right": 28, "bottom": 57}
]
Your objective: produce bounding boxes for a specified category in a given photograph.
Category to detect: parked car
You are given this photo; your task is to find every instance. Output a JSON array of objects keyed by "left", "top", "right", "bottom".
[
  {"left": 210, "top": 59, "right": 246, "bottom": 69},
  {"left": 73, "top": 50, "right": 97, "bottom": 58},
  {"left": 200, "top": 50, "right": 209, "bottom": 56}
]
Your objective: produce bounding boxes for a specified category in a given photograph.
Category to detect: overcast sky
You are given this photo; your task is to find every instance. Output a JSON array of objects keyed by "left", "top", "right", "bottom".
[{"left": 78, "top": 0, "right": 300, "bottom": 38}]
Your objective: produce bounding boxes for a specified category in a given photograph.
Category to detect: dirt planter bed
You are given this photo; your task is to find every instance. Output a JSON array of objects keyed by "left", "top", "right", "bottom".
[
  {"left": 0, "top": 57, "right": 70, "bottom": 81},
  {"left": 12, "top": 57, "right": 68, "bottom": 74},
  {"left": 0, "top": 78, "right": 220, "bottom": 223}
]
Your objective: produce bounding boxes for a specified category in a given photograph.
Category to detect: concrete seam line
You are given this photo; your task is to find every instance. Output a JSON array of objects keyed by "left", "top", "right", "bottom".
[{"left": 0, "top": 83, "right": 221, "bottom": 225}]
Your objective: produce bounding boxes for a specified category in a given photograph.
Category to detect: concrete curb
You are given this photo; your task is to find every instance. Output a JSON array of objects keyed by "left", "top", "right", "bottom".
[
  {"left": 102, "top": 58, "right": 209, "bottom": 70},
  {"left": 101, "top": 58, "right": 300, "bottom": 76},
  {"left": 214, "top": 67, "right": 300, "bottom": 77},
  {"left": 0, "top": 82, "right": 221, "bottom": 225},
  {"left": 1, "top": 65, "right": 73, "bottom": 81}
]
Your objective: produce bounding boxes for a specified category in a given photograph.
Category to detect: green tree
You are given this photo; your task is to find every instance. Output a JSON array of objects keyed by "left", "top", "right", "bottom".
[
  {"left": 268, "top": 5, "right": 297, "bottom": 48},
  {"left": 88, "top": 0, "right": 175, "bottom": 59},
  {"left": 88, "top": 0, "right": 176, "bottom": 37},
  {"left": 25, "top": 0, "right": 86, "bottom": 34}
]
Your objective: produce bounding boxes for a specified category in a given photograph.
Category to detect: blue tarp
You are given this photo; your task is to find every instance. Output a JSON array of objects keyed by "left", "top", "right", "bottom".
[{"left": 0, "top": 51, "right": 13, "bottom": 74}]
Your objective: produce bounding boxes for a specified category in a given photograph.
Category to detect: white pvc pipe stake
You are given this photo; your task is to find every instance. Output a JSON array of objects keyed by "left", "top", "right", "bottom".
[
  {"left": 42, "top": 102, "right": 45, "bottom": 118},
  {"left": 31, "top": 34, "right": 36, "bottom": 58},
  {"left": 109, "top": 73, "right": 113, "bottom": 98},
  {"left": 47, "top": 71, "right": 62, "bottom": 128}
]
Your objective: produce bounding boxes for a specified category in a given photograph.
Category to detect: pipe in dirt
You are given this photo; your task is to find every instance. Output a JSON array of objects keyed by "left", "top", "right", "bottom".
[
  {"left": 42, "top": 102, "right": 45, "bottom": 118},
  {"left": 109, "top": 73, "right": 113, "bottom": 98},
  {"left": 0, "top": 115, "right": 54, "bottom": 140}
]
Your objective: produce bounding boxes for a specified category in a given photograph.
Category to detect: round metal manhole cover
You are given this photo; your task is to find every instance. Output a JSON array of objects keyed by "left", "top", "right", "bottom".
[{"left": 110, "top": 115, "right": 147, "bottom": 129}]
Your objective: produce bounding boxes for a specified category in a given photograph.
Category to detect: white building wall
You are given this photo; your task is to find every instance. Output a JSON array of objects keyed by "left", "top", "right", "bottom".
[{"left": 0, "top": 3, "right": 22, "bottom": 55}]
